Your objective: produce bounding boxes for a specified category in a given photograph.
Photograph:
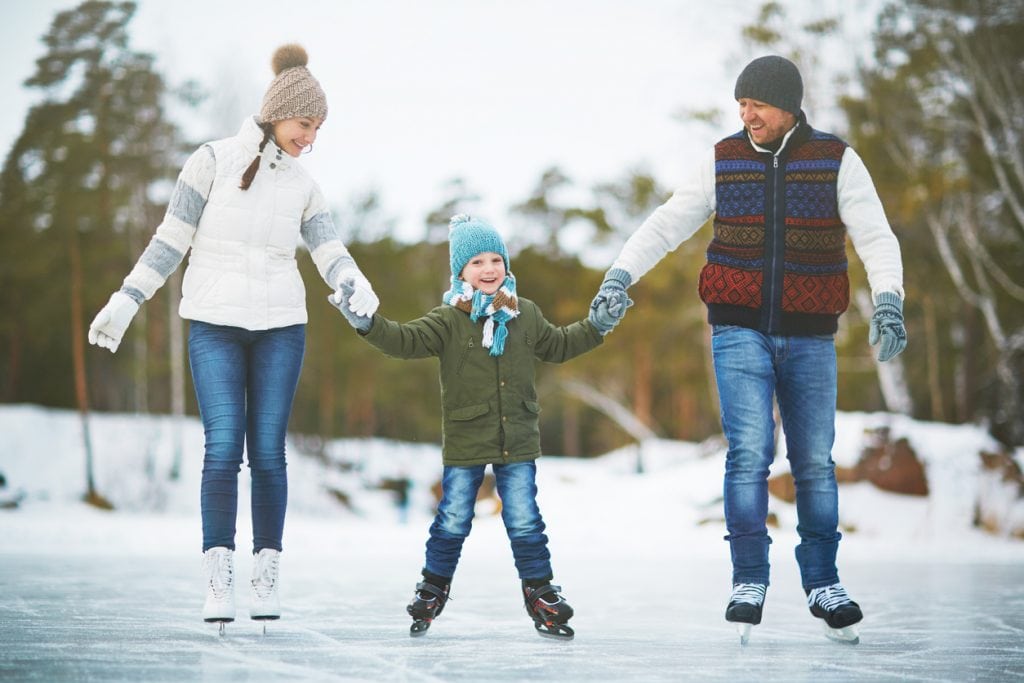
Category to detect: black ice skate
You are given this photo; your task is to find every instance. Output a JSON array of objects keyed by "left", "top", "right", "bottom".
[
  {"left": 523, "top": 582, "right": 574, "bottom": 640},
  {"left": 725, "top": 583, "right": 766, "bottom": 645},
  {"left": 406, "top": 580, "right": 450, "bottom": 637},
  {"left": 806, "top": 583, "right": 862, "bottom": 644}
]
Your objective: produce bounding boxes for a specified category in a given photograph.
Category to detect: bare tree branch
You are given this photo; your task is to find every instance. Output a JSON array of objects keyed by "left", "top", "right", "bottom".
[{"left": 562, "top": 379, "right": 658, "bottom": 443}]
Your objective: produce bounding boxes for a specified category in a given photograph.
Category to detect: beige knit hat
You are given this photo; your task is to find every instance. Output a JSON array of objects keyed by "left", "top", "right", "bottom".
[{"left": 258, "top": 44, "right": 328, "bottom": 124}]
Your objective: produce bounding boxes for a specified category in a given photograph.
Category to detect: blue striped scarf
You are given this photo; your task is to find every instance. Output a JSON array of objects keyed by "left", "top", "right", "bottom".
[{"left": 442, "top": 273, "right": 519, "bottom": 356}]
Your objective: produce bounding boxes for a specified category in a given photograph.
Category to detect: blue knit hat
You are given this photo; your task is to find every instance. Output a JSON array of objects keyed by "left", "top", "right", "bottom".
[
  {"left": 448, "top": 214, "right": 510, "bottom": 280},
  {"left": 443, "top": 214, "right": 518, "bottom": 356}
]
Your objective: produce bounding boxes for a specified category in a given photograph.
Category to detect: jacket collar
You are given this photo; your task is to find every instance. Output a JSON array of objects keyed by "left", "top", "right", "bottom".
[
  {"left": 236, "top": 116, "right": 291, "bottom": 170},
  {"left": 237, "top": 116, "right": 287, "bottom": 159},
  {"left": 747, "top": 110, "right": 812, "bottom": 156}
]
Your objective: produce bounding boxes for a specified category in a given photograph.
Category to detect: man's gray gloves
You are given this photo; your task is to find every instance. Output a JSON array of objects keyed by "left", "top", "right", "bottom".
[
  {"left": 869, "top": 291, "right": 907, "bottom": 362},
  {"left": 589, "top": 268, "right": 634, "bottom": 335}
]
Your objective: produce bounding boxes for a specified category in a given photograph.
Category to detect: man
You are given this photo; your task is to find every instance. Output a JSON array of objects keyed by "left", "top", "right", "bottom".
[{"left": 589, "top": 55, "right": 906, "bottom": 642}]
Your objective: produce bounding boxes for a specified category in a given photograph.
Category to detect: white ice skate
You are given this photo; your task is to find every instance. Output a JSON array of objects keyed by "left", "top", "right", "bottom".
[
  {"left": 250, "top": 548, "right": 281, "bottom": 633},
  {"left": 202, "top": 547, "right": 236, "bottom": 635}
]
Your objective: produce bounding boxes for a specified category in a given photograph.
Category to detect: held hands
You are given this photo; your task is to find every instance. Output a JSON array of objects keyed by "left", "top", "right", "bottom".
[
  {"left": 333, "top": 271, "right": 379, "bottom": 318},
  {"left": 588, "top": 268, "right": 634, "bottom": 335},
  {"left": 88, "top": 291, "right": 140, "bottom": 353},
  {"left": 869, "top": 291, "right": 907, "bottom": 362},
  {"left": 329, "top": 277, "right": 374, "bottom": 332}
]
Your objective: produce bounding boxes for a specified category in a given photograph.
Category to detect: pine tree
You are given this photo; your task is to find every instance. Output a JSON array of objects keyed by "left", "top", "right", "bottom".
[{"left": 0, "top": 1, "right": 190, "bottom": 504}]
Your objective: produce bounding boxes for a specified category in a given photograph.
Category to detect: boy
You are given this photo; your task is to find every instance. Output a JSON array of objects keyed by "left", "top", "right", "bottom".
[{"left": 333, "top": 214, "right": 620, "bottom": 639}]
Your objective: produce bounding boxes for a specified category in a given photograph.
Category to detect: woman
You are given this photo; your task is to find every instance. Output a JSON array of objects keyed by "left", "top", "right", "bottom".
[{"left": 88, "top": 44, "right": 377, "bottom": 630}]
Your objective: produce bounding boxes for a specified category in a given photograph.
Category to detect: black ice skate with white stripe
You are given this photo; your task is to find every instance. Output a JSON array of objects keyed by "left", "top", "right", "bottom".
[
  {"left": 807, "top": 583, "right": 862, "bottom": 644},
  {"left": 725, "top": 583, "right": 766, "bottom": 644}
]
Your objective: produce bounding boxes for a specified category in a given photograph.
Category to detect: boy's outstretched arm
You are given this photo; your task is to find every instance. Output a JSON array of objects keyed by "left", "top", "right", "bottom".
[{"left": 331, "top": 283, "right": 447, "bottom": 360}]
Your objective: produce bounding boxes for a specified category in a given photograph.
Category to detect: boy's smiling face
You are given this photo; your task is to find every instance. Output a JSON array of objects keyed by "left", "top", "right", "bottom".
[{"left": 460, "top": 252, "right": 506, "bottom": 295}]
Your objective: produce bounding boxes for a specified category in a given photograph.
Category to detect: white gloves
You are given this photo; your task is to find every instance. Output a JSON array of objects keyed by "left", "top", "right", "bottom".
[
  {"left": 331, "top": 271, "right": 379, "bottom": 318},
  {"left": 88, "top": 292, "right": 140, "bottom": 353}
]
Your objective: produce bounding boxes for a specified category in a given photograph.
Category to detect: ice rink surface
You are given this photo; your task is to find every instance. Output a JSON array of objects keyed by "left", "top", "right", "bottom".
[
  {"left": 3, "top": 514, "right": 1024, "bottom": 682},
  {"left": 3, "top": 407, "right": 1024, "bottom": 681}
]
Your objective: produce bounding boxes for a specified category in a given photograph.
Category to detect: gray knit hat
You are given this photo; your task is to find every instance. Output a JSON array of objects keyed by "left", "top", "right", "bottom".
[
  {"left": 258, "top": 44, "right": 328, "bottom": 123},
  {"left": 734, "top": 55, "right": 803, "bottom": 116}
]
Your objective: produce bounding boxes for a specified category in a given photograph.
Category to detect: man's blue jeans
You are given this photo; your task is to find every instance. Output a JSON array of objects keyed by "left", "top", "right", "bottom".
[
  {"left": 711, "top": 325, "right": 841, "bottom": 590},
  {"left": 188, "top": 321, "right": 305, "bottom": 554},
  {"left": 424, "top": 461, "right": 553, "bottom": 581}
]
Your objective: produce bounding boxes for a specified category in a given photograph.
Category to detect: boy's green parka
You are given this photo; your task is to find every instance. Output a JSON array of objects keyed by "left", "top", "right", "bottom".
[{"left": 361, "top": 299, "right": 603, "bottom": 466}]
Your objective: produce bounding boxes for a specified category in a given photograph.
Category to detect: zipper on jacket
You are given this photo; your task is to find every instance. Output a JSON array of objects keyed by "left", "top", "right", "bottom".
[{"left": 762, "top": 154, "right": 785, "bottom": 333}]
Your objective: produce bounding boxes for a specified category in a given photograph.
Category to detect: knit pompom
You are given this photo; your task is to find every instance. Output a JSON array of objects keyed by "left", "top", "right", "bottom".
[
  {"left": 449, "top": 214, "right": 471, "bottom": 230},
  {"left": 271, "top": 44, "right": 309, "bottom": 75}
]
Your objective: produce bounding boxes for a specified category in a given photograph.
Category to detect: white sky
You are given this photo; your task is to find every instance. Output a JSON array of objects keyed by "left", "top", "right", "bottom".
[{"left": 1, "top": 1, "right": 879, "bottom": 250}]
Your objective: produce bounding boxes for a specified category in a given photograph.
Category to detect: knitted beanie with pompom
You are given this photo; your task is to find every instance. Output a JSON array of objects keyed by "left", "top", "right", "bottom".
[
  {"left": 258, "top": 44, "right": 328, "bottom": 123},
  {"left": 447, "top": 214, "right": 510, "bottom": 281}
]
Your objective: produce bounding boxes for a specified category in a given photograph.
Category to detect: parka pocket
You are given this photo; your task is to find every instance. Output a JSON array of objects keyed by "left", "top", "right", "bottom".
[
  {"left": 449, "top": 402, "right": 490, "bottom": 421},
  {"left": 455, "top": 337, "right": 475, "bottom": 376},
  {"left": 523, "top": 400, "right": 541, "bottom": 415}
]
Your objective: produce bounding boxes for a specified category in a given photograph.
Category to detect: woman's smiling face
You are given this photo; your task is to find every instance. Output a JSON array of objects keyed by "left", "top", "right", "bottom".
[{"left": 272, "top": 116, "right": 323, "bottom": 157}]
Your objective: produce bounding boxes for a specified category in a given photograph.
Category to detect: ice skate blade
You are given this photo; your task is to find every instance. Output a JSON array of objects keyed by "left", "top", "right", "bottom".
[
  {"left": 252, "top": 616, "right": 278, "bottom": 636},
  {"left": 823, "top": 623, "right": 860, "bottom": 644},
  {"left": 410, "top": 619, "right": 432, "bottom": 637},
  {"left": 534, "top": 621, "right": 574, "bottom": 641},
  {"left": 204, "top": 617, "right": 233, "bottom": 636},
  {"left": 736, "top": 622, "right": 752, "bottom": 645}
]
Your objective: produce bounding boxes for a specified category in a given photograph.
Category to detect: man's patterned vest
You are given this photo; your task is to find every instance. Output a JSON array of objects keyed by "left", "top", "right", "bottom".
[{"left": 698, "top": 122, "right": 850, "bottom": 335}]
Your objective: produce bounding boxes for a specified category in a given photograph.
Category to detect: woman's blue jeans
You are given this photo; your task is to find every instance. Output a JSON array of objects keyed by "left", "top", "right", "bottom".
[
  {"left": 188, "top": 321, "right": 305, "bottom": 554},
  {"left": 424, "top": 461, "right": 553, "bottom": 581},
  {"left": 711, "top": 325, "right": 841, "bottom": 590}
]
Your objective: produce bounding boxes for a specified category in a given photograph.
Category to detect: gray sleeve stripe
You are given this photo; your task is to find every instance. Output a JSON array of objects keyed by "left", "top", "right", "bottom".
[
  {"left": 119, "top": 285, "right": 147, "bottom": 305},
  {"left": 300, "top": 211, "right": 340, "bottom": 250},
  {"left": 139, "top": 238, "right": 185, "bottom": 279},
  {"left": 167, "top": 179, "right": 208, "bottom": 228},
  {"left": 325, "top": 255, "right": 357, "bottom": 285}
]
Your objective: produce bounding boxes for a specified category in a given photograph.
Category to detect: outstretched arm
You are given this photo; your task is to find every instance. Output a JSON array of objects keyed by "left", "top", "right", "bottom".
[
  {"left": 301, "top": 183, "right": 379, "bottom": 318},
  {"left": 589, "top": 153, "right": 716, "bottom": 330},
  {"left": 89, "top": 145, "right": 216, "bottom": 353},
  {"left": 607, "top": 152, "right": 716, "bottom": 286}
]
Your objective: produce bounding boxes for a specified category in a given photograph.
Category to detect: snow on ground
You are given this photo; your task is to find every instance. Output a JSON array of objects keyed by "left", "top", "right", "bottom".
[{"left": 2, "top": 405, "right": 1024, "bottom": 681}]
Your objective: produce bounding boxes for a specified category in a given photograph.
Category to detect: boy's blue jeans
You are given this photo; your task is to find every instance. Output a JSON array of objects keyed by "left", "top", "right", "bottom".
[
  {"left": 188, "top": 321, "right": 305, "bottom": 554},
  {"left": 424, "top": 461, "right": 553, "bottom": 581},
  {"left": 711, "top": 325, "right": 842, "bottom": 590}
]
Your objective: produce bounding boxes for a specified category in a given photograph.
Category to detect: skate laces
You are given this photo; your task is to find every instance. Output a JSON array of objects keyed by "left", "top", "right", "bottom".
[
  {"left": 730, "top": 583, "right": 766, "bottom": 606},
  {"left": 204, "top": 549, "right": 233, "bottom": 600},
  {"left": 808, "top": 583, "right": 853, "bottom": 611},
  {"left": 252, "top": 550, "right": 279, "bottom": 599}
]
